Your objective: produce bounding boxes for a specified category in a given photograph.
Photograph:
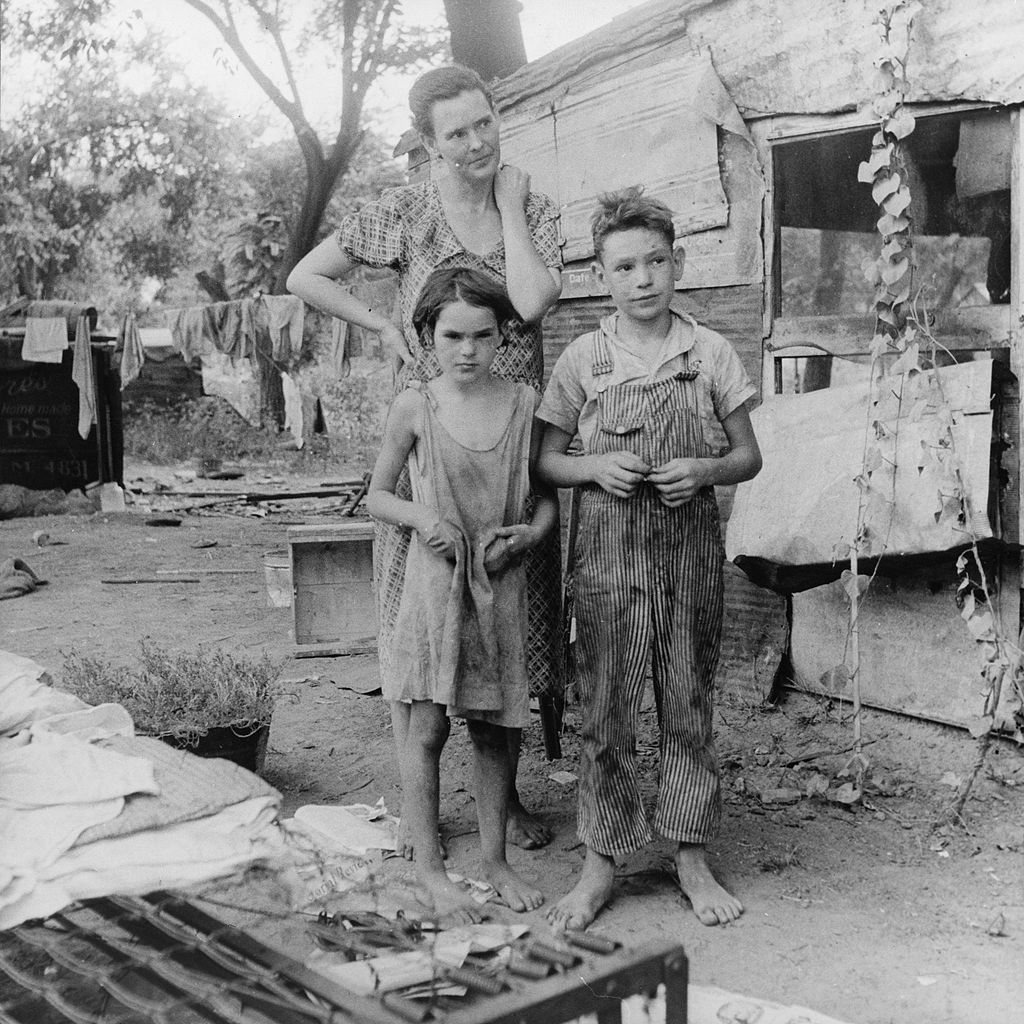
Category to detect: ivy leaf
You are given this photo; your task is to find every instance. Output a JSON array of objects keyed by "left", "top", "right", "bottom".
[
  {"left": 858, "top": 145, "right": 894, "bottom": 182},
  {"left": 964, "top": 604, "right": 995, "bottom": 641},
  {"left": 877, "top": 212, "right": 911, "bottom": 235},
  {"left": 888, "top": 279, "right": 912, "bottom": 305},
  {"left": 862, "top": 256, "right": 883, "bottom": 286},
  {"left": 890, "top": 342, "right": 920, "bottom": 376},
  {"left": 865, "top": 446, "right": 884, "bottom": 473},
  {"left": 841, "top": 569, "right": 871, "bottom": 600},
  {"left": 833, "top": 541, "right": 851, "bottom": 561},
  {"left": 869, "top": 333, "right": 889, "bottom": 362},
  {"left": 883, "top": 186, "right": 912, "bottom": 217},
  {"left": 821, "top": 664, "right": 851, "bottom": 691},
  {"left": 881, "top": 255, "right": 909, "bottom": 284},
  {"left": 886, "top": 107, "right": 916, "bottom": 140},
  {"left": 872, "top": 171, "right": 901, "bottom": 203},
  {"left": 880, "top": 238, "right": 904, "bottom": 261},
  {"left": 877, "top": 304, "right": 899, "bottom": 327}
]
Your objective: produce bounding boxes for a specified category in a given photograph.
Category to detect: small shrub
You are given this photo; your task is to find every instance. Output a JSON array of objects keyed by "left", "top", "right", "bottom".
[{"left": 61, "top": 642, "right": 281, "bottom": 745}]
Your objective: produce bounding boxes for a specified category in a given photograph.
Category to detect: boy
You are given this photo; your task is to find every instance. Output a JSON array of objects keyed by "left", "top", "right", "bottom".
[{"left": 537, "top": 187, "right": 761, "bottom": 929}]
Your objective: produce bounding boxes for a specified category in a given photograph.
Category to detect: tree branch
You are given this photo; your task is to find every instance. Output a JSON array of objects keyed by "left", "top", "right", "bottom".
[{"left": 180, "top": 0, "right": 307, "bottom": 129}]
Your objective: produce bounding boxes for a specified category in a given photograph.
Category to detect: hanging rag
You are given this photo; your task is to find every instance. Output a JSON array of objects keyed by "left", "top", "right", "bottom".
[
  {"left": 118, "top": 311, "right": 145, "bottom": 389},
  {"left": 217, "top": 300, "right": 258, "bottom": 361},
  {"left": 331, "top": 317, "right": 351, "bottom": 379},
  {"left": 21, "top": 318, "right": 68, "bottom": 363},
  {"left": 262, "top": 294, "right": 305, "bottom": 360},
  {"left": 280, "top": 371, "right": 304, "bottom": 448},
  {"left": 71, "top": 315, "right": 96, "bottom": 439},
  {"left": 168, "top": 307, "right": 208, "bottom": 360}
]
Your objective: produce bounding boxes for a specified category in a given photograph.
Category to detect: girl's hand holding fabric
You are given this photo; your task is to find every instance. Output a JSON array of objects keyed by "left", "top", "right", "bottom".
[
  {"left": 480, "top": 524, "right": 537, "bottom": 574},
  {"left": 647, "top": 458, "right": 709, "bottom": 506},
  {"left": 417, "top": 516, "right": 462, "bottom": 560}
]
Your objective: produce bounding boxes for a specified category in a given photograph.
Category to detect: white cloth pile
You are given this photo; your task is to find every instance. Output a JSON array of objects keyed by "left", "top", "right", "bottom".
[{"left": 0, "top": 650, "right": 286, "bottom": 929}]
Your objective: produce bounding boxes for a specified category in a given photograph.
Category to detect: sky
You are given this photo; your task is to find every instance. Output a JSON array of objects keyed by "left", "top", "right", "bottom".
[{"left": 108, "top": 0, "right": 652, "bottom": 144}]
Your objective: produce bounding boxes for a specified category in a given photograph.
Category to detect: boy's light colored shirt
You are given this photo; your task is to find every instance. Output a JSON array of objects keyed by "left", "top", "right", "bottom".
[{"left": 537, "top": 311, "right": 756, "bottom": 452}]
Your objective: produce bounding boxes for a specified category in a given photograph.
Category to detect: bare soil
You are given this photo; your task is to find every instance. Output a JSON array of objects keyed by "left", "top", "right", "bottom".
[{"left": 2, "top": 471, "right": 1022, "bottom": 1024}]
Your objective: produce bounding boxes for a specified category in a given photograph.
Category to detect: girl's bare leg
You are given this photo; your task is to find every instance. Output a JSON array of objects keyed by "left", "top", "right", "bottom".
[
  {"left": 506, "top": 727, "right": 552, "bottom": 849},
  {"left": 468, "top": 720, "right": 544, "bottom": 913},
  {"left": 399, "top": 701, "right": 482, "bottom": 924},
  {"left": 392, "top": 702, "right": 446, "bottom": 861}
]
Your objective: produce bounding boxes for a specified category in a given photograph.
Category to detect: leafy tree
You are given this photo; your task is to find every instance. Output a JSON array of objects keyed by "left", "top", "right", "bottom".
[{"left": 0, "top": 24, "right": 251, "bottom": 302}]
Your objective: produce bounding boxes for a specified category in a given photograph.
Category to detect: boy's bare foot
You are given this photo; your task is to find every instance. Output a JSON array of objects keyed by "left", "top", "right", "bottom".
[
  {"left": 545, "top": 849, "right": 614, "bottom": 931},
  {"left": 506, "top": 798, "right": 551, "bottom": 849},
  {"left": 674, "top": 843, "right": 742, "bottom": 926},
  {"left": 482, "top": 859, "right": 545, "bottom": 913},
  {"left": 421, "top": 871, "right": 486, "bottom": 926},
  {"left": 395, "top": 819, "right": 447, "bottom": 861}
]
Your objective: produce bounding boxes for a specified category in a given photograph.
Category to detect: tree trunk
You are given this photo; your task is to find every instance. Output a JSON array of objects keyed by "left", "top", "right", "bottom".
[{"left": 443, "top": 0, "right": 527, "bottom": 81}]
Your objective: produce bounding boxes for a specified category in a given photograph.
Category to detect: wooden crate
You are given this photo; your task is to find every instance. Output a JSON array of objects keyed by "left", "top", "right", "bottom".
[{"left": 287, "top": 523, "right": 377, "bottom": 657}]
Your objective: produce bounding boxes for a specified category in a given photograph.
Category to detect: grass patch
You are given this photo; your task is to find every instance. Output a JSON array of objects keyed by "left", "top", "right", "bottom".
[{"left": 61, "top": 642, "right": 281, "bottom": 743}]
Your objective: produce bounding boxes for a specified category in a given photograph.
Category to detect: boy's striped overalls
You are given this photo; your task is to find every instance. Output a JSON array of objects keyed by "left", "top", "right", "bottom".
[{"left": 573, "top": 330, "right": 724, "bottom": 855}]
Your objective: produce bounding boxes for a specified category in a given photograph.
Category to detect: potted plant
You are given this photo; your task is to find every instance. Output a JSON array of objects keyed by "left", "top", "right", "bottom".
[{"left": 61, "top": 643, "right": 281, "bottom": 773}]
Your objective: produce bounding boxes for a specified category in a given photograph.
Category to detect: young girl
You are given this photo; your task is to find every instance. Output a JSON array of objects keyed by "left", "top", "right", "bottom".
[{"left": 366, "top": 267, "right": 557, "bottom": 924}]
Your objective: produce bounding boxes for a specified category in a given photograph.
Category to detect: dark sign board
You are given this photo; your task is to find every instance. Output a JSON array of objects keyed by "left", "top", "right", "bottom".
[{"left": 0, "top": 344, "right": 121, "bottom": 491}]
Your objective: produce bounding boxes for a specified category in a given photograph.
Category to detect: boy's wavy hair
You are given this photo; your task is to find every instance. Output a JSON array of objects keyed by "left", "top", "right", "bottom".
[
  {"left": 591, "top": 185, "right": 676, "bottom": 260},
  {"left": 412, "top": 267, "right": 516, "bottom": 347},
  {"left": 409, "top": 64, "right": 495, "bottom": 140}
]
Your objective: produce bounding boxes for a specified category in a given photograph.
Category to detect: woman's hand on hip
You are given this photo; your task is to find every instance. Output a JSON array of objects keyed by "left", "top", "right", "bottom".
[
  {"left": 379, "top": 321, "right": 414, "bottom": 370},
  {"left": 493, "top": 164, "right": 530, "bottom": 215}
]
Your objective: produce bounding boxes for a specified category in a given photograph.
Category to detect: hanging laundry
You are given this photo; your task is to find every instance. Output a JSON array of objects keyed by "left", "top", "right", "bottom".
[
  {"left": 71, "top": 315, "right": 96, "bottom": 440},
  {"left": 118, "top": 311, "right": 145, "bottom": 389},
  {"left": 331, "top": 317, "right": 351, "bottom": 379},
  {"left": 281, "top": 371, "right": 304, "bottom": 448},
  {"left": 21, "top": 319, "right": 68, "bottom": 364},
  {"left": 168, "top": 307, "right": 208, "bottom": 360},
  {"left": 261, "top": 294, "right": 305, "bottom": 361}
]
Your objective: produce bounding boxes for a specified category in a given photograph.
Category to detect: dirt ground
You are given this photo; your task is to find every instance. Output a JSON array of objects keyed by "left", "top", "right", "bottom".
[{"left": 2, "top": 469, "right": 1023, "bottom": 1024}]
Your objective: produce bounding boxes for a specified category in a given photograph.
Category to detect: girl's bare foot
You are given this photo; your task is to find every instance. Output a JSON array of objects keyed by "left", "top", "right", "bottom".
[
  {"left": 674, "top": 843, "right": 742, "bottom": 926},
  {"left": 545, "top": 849, "right": 614, "bottom": 931},
  {"left": 482, "top": 859, "right": 544, "bottom": 912},
  {"left": 421, "top": 870, "right": 486, "bottom": 926},
  {"left": 506, "top": 800, "right": 552, "bottom": 849},
  {"left": 395, "top": 819, "right": 447, "bottom": 861}
]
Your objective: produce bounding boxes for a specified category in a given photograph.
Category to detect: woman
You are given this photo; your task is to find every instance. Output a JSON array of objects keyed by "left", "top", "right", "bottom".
[{"left": 287, "top": 64, "right": 563, "bottom": 852}]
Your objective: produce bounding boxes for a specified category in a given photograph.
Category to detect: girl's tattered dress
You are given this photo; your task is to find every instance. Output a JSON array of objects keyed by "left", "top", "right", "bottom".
[
  {"left": 382, "top": 382, "right": 537, "bottom": 727},
  {"left": 335, "top": 182, "right": 562, "bottom": 702}
]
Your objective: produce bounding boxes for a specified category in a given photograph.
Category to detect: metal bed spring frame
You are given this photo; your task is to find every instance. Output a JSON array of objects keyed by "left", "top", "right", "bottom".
[{"left": 0, "top": 892, "right": 687, "bottom": 1024}]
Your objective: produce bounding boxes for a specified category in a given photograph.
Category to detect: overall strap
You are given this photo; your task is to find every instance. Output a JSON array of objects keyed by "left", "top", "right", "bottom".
[{"left": 590, "top": 330, "right": 615, "bottom": 377}]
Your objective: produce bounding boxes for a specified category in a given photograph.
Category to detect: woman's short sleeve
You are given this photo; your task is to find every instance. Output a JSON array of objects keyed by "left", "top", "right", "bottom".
[
  {"left": 526, "top": 192, "right": 563, "bottom": 270},
  {"left": 335, "top": 193, "right": 405, "bottom": 270}
]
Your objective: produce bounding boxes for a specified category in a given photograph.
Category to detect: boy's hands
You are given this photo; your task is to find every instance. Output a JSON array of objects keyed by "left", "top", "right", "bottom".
[
  {"left": 588, "top": 451, "right": 651, "bottom": 498},
  {"left": 480, "top": 523, "right": 541, "bottom": 574},
  {"left": 647, "top": 458, "right": 710, "bottom": 506}
]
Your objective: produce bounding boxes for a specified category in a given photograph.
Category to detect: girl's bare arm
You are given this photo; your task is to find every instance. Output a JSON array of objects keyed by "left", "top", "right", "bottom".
[{"left": 366, "top": 393, "right": 460, "bottom": 557}]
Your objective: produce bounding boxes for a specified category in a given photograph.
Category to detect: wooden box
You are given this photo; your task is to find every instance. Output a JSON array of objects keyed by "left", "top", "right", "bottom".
[{"left": 287, "top": 523, "right": 377, "bottom": 657}]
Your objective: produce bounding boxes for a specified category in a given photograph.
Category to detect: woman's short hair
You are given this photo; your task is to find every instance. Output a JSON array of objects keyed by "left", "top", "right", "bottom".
[
  {"left": 409, "top": 64, "right": 494, "bottom": 139},
  {"left": 412, "top": 267, "right": 515, "bottom": 346},
  {"left": 591, "top": 185, "right": 677, "bottom": 260}
]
